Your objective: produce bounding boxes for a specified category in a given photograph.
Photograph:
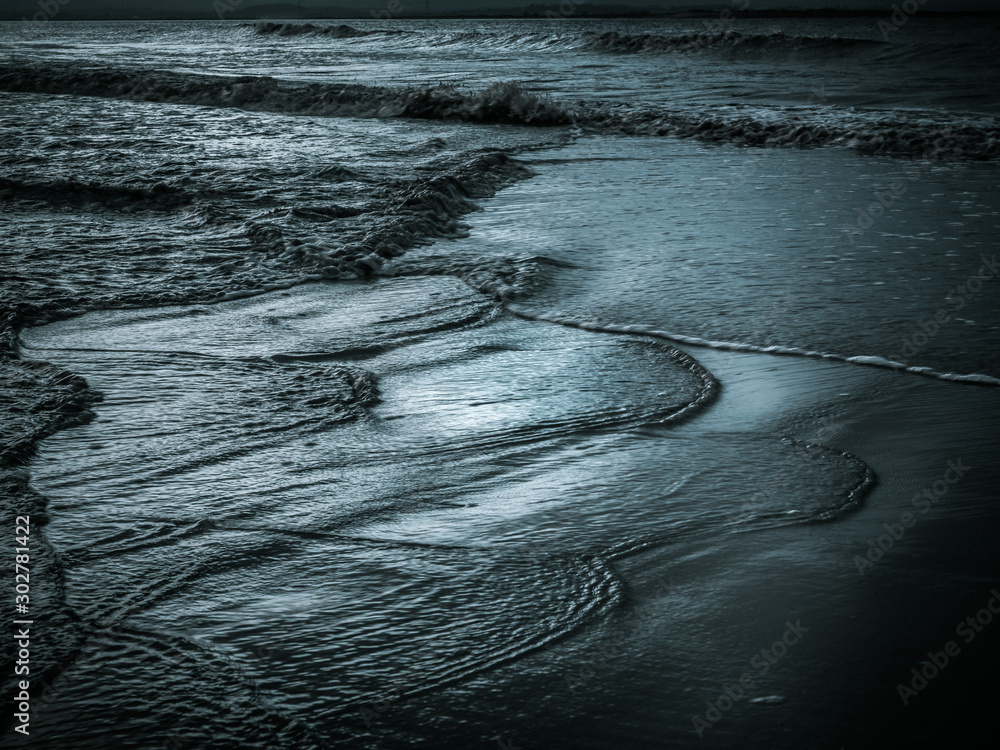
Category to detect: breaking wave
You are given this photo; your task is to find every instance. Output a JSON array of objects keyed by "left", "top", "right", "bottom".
[
  {"left": 0, "top": 146, "right": 536, "bottom": 333},
  {"left": 582, "top": 29, "right": 884, "bottom": 54},
  {"left": 0, "top": 65, "right": 572, "bottom": 127},
  {"left": 3, "top": 63, "right": 997, "bottom": 159},
  {"left": 248, "top": 150, "right": 536, "bottom": 282},
  {"left": 586, "top": 106, "right": 1000, "bottom": 160},
  {"left": 251, "top": 22, "right": 397, "bottom": 38},
  {"left": 243, "top": 24, "right": 882, "bottom": 57}
]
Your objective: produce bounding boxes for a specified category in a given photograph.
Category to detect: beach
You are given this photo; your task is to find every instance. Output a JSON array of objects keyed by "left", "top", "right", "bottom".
[{"left": 3, "top": 15, "right": 999, "bottom": 748}]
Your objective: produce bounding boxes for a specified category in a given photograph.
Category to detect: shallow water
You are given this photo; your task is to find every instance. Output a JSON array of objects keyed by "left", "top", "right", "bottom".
[{"left": 3, "top": 15, "right": 999, "bottom": 750}]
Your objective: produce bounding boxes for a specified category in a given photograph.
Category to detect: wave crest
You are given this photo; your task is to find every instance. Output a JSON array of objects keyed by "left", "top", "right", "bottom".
[
  {"left": 251, "top": 22, "right": 380, "bottom": 38},
  {"left": 583, "top": 30, "right": 882, "bottom": 55},
  {"left": 0, "top": 65, "right": 574, "bottom": 128},
  {"left": 2, "top": 64, "right": 997, "bottom": 160},
  {"left": 588, "top": 109, "right": 1000, "bottom": 160},
  {"left": 242, "top": 25, "right": 881, "bottom": 58}
]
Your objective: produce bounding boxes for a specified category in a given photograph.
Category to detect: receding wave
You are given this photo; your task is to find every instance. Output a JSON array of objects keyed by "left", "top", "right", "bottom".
[
  {"left": 504, "top": 305, "right": 1000, "bottom": 387},
  {"left": 0, "top": 145, "right": 535, "bottom": 332},
  {"left": 0, "top": 359, "right": 100, "bottom": 467},
  {"left": 3, "top": 63, "right": 997, "bottom": 159},
  {"left": 249, "top": 150, "right": 536, "bottom": 283}
]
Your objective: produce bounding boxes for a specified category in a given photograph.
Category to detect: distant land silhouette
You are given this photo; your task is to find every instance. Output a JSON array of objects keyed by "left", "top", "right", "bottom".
[{"left": 4, "top": 1, "right": 999, "bottom": 22}]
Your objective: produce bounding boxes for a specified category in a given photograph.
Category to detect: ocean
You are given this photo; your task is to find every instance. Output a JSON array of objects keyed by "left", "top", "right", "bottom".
[{"left": 1, "top": 14, "right": 999, "bottom": 749}]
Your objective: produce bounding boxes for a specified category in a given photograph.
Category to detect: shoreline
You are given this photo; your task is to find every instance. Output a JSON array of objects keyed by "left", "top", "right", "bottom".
[
  {"left": 19, "top": 276, "right": 1000, "bottom": 747},
  {"left": 611, "top": 342, "right": 1000, "bottom": 747}
]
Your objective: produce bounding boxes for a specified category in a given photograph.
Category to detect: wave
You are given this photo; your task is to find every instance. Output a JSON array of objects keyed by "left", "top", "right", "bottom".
[
  {"left": 251, "top": 22, "right": 394, "bottom": 38},
  {"left": 253, "top": 150, "right": 536, "bottom": 281},
  {"left": 581, "top": 29, "right": 883, "bottom": 55},
  {"left": 3, "top": 64, "right": 997, "bottom": 160},
  {"left": 392, "top": 249, "right": 1000, "bottom": 386},
  {"left": 0, "top": 358, "right": 101, "bottom": 467},
  {"left": 502, "top": 305, "right": 1000, "bottom": 387},
  {"left": 0, "top": 65, "right": 572, "bottom": 127},
  {"left": 0, "top": 147, "right": 536, "bottom": 330},
  {"left": 243, "top": 24, "right": 881, "bottom": 58},
  {"left": 587, "top": 107, "right": 1000, "bottom": 160}
]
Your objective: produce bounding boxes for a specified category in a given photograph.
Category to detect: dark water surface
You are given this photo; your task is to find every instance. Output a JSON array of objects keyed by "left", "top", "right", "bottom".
[{"left": 2, "top": 16, "right": 999, "bottom": 749}]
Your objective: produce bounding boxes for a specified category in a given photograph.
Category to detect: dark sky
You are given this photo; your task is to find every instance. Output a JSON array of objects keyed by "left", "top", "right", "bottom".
[
  {"left": 7, "top": 0, "right": 999, "bottom": 15},
  {"left": 332, "top": 0, "right": 987, "bottom": 7}
]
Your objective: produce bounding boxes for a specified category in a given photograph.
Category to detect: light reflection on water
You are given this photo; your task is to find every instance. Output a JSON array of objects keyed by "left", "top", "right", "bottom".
[
  {"left": 4, "top": 16, "right": 999, "bottom": 750},
  {"left": 24, "top": 275, "right": 868, "bottom": 748}
]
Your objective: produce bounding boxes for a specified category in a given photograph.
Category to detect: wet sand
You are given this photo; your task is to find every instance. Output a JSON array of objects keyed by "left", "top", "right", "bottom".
[
  {"left": 424, "top": 340, "right": 1000, "bottom": 749},
  {"left": 23, "top": 278, "right": 999, "bottom": 748}
]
